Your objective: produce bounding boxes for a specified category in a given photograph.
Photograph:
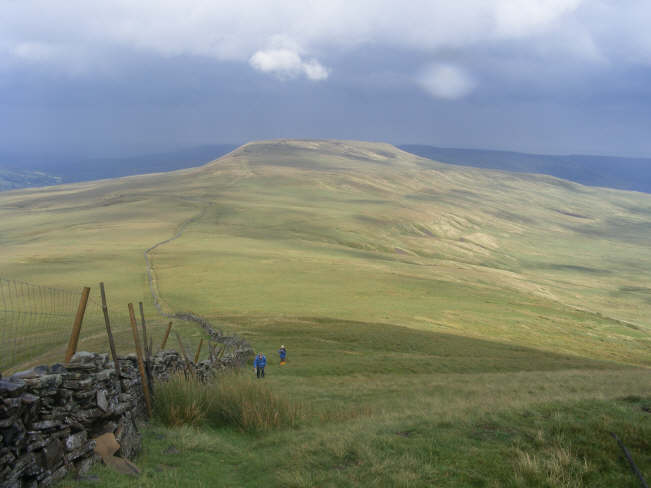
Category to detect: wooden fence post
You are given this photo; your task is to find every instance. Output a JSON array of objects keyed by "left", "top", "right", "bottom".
[
  {"left": 138, "top": 302, "right": 149, "bottom": 360},
  {"left": 128, "top": 303, "right": 152, "bottom": 417},
  {"left": 99, "top": 282, "right": 122, "bottom": 391},
  {"left": 64, "top": 287, "right": 91, "bottom": 363},
  {"left": 194, "top": 338, "right": 203, "bottom": 364},
  {"left": 175, "top": 332, "right": 193, "bottom": 376},
  {"left": 160, "top": 322, "right": 173, "bottom": 351}
]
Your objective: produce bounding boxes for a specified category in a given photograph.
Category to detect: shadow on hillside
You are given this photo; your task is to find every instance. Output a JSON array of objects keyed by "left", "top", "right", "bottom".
[{"left": 215, "top": 315, "right": 635, "bottom": 377}]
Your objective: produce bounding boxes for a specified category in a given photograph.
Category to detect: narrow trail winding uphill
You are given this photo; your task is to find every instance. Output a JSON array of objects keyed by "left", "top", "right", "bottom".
[
  {"left": 144, "top": 201, "right": 214, "bottom": 317},
  {"left": 142, "top": 152, "right": 253, "bottom": 316},
  {"left": 142, "top": 199, "right": 253, "bottom": 353},
  {"left": 139, "top": 153, "right": 254, "bottom": 351}
]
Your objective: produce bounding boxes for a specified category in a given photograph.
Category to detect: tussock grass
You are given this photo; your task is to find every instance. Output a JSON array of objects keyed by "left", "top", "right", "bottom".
[
  {"left": 153, "top": 374, "right": 211, "bottom": 427},
  {"left": 208, "top": 373, "right": 304, "bottom": 432},
  {"left": 154, "top": 372, "right": 303, "bottom": 433},
  {"left": 514, "top": 445, "right": 591, "bottom": 488}
]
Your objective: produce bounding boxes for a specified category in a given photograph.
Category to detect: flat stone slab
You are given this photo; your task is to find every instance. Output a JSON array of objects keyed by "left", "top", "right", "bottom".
[{"left": 0, "top": 380, "right": 26, "bottom": 396}]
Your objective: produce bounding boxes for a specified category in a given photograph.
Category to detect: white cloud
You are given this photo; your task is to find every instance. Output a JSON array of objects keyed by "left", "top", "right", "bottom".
[
  {"left": 302, "top": 59, "right": 329, "bottom": 81},
  {"left": 417, "top": 64, "right": 476, "bottom": 100},
  {"left": 250, "top": 49, "right": 303, "bottom": 79},
  {"left": 249, "top": 48, "right": 329, "bottom": 81}
]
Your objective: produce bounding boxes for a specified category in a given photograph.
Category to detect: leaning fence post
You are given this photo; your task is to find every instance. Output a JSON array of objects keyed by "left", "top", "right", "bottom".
[
  {"left": 138, "top": 301, "right": 154, "bottom": 396},
  {"left": 175, "top": 332, "right": 193, "bottom": 377},
  {"left": 160, "top": 322, "right": 173, "bottom": 351},
  {"left": 128, "top": 303, "right": 153, "bottom": 418},
  {"left": 64, "top": 287, "right": 91, "bottom": 363},
  {"left": 138, "top": 302, "right": 149, "bottom": 360},
  {"left": 194, "top": 338, "right": 204, "bottom": 364},
  {"left": 99, "top": 282, "right": 122, "bottom": 392}
]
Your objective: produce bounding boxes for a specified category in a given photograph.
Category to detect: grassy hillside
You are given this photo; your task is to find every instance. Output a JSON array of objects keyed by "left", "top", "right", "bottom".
[
  {"left": 1, "top": 139, "right": 650, "bottom": 486},
  {"left": 400, "top": 144, "right": 651, "bottom": 194}
]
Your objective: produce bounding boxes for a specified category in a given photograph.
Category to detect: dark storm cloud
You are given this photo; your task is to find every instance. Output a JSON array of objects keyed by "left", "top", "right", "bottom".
[{"left": 2, "top": 1, "right": 651, "bottom": 157}]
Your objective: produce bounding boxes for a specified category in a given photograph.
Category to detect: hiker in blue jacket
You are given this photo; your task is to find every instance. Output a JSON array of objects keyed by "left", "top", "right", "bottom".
[
  {"left": 254, "top": 352, "right": 266, "bottom": 378},
  {"left": 278, "top": 345, "right": 287, "bottom": 365}
]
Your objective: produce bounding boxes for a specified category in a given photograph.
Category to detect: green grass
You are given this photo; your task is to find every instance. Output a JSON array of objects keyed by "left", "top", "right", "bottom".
[
  {"left": 64, "top": 314, "right": 650, "bottom": 487},
  {"left": 63, "top": 399, "right": 650, "bottom": 488},
  {"left": 1, "top": 140, "right": 650, "bottom": 485},
  {"left": 58, "top": 316, "right": 651, "bottom": 487}
]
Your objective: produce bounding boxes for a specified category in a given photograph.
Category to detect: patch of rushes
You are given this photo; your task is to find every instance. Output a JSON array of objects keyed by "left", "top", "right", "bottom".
[{"left": 154, "top": 372, "right": 303, "bottom": 433}]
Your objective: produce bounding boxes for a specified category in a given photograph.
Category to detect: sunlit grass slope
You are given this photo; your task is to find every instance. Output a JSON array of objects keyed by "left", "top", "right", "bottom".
[
  {"left": 0, "top": 139, "right": 650, "bottom": 365},
  {"left": 154, "top": 140, "right": 651, "bottom": 364}
]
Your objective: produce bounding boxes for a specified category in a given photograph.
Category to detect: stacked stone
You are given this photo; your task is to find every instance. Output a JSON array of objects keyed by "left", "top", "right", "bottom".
[
  {"left": 150, "top": 347, "right": 251, "bottom": 383},
  {"left": 150, "top": 351, "right": 185, "bottom": 382},
  {"left": 0, "top": 352, "right": 145, "bottom": 488},
  {"left": 168, "top": 312, "right": 254, "bottom": 368}
]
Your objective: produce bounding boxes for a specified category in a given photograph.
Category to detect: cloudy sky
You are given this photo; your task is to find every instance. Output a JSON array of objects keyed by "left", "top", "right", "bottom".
[{"left": 2, "top": 0, "right": 651, "bottom": 158}]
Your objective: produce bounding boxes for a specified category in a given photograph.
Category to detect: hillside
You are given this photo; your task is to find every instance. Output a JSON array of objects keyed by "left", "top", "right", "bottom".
[
  {"left": 1, "top": 140, "right": 650, "bottom": 365},
  {"left": 2, "top": 140, "right": 650, "bottom": 487},
  {"left": 400, "top": 144, "right": 651, "bottom": 193}
]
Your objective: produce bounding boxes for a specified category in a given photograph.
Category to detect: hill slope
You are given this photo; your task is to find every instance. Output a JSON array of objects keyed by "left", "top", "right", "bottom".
[
  {"left": 1, "top": 139, "right": 649, "bottom": 365},
  {"left": 400, "top": 144, "right": 651, "bottom": 193}
]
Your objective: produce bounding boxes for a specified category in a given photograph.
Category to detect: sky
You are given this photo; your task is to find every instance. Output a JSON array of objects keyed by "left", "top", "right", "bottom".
[{"left": 2, "top": 1, "right": 651, "bottom": 158}]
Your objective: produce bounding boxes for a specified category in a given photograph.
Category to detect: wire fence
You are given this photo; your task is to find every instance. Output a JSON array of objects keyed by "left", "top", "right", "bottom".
[{"left": 0, "top": 277, "right": 201, "bottom": 375}]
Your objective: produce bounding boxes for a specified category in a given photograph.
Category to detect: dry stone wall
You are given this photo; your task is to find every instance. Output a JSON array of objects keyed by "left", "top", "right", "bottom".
[
  {"left": 0, "top": 342, "right": 252, "bottom": 488},
  {"left": 0, "top": 352, "right": 143, "bottom": 487}
]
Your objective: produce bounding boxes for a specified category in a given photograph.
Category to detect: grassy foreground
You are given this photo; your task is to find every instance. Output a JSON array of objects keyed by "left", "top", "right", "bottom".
[{"left": 61, "top": 316, "right": 650, "bottom": 487}]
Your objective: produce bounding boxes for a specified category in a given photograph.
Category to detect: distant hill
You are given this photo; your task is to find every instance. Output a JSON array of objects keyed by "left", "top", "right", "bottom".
[
  {"left": 399, "top": 145, "right": 651, "bottom": 193},
  {"left": 0, "top": 144, "right": 238, "bottom": 190},
  {"left": 0, "top": 168, "right": 61, "bottom": 191},
  {"left": 3, "top": 142, "right": 650, "bottom": 194}
]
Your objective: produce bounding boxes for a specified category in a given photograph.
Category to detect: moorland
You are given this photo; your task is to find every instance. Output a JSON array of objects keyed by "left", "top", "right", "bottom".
[{"left": 0, "top": 140, "right": 649, "bottom": 487}]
